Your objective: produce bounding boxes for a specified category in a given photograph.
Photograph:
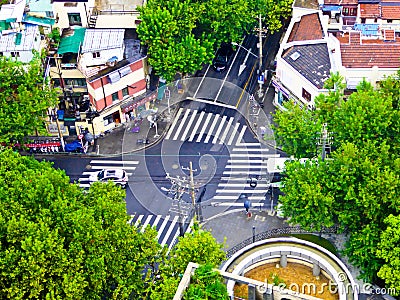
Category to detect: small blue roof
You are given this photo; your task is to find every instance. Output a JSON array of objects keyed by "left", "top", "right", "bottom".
[
  {"left": 353, "top": 23, "right": 379, "bottom": 36},
  {"left": 321, "top": 5, "right": 342, "bottom": 11}
]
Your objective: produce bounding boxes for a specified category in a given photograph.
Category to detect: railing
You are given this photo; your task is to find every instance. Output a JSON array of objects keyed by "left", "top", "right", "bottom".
[{"left": 226, "top": 225, "right": 341, "bottom": 258}]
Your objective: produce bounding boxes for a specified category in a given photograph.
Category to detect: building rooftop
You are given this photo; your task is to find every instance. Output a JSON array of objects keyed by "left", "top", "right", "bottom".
[
  {"left": 0, "top": 0, "right": 25, "bottom": 22},
  {"left": 58, "top": 27, "right": 86, "bottom": 55},
  {"left": 359, "top": 3, "right": 380, "bottom": 17},
  {"left": 81, "top": 29, "right": 125, "bottom": 53},
  {"left": 381, "top": 2, "right": 400, "bottom": 19},
  {"left": 338, "top": 33, "right": 400, "bottom": 68},
  {"left": 282, "top": 43, "right": 331, "bottom": 89},
  {"left": 0, "top": 24, "right": 38, "bottom": 52},
  {"left": 26, "top": 0, "right": 53, "bottom": 13},
  {"left": 293, "top": 0, "right": 319, "bottom": 9},
  {"left": 287, "top": 13, "right": 324, "bottom": 43},
  {"left": 323, "top": 0, "right": 358, "bottom": 5}
]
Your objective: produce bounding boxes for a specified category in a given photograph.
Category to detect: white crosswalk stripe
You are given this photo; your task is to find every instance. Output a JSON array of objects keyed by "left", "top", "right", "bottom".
[
  {"left": 196, "top": 112, "right": 213, "bottom": 142},
  {"left": 213, "top": 145, "right": 281, "bottom": 205},
  {"left": 78, "top": 159, "right": 139, "bottom": 188},
  {"left": 128, "top": 214, "right": 194, "bottom": 249},
  {"left": 188, "top": 111, "right": 205, "bottom": 142},
  {"left": 166, "top": 108, "right": 249, "bottom": 145}
]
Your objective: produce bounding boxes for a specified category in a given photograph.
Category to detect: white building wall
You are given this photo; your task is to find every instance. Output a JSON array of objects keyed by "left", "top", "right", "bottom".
[
  {"left": 53, "top": 0, "right": 94, "bottom": 29},
  {"left": 88, "top": 67, "right": 145, "bottom": 101},
  {"left": 79, "top": 48, "right": 124, "bottom": 69}
]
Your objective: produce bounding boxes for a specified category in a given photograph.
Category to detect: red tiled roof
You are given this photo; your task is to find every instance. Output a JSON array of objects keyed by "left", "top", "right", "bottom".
[
  {"left": 381, "top": 6, "right": 400, "bottom": 19},
  {"left": 287, "top": 13, "right": 323, "bottom": 43},
  {"left": 384, "top": 29, "right": 396, "bottom": 41},
  {"left": 340, "top": 43, "right": 400, "bottom": 68},
  {"left": 359, "top": 4, "right": 380, "bottom": 18},
  {"left": 324, "top": 0, "right": 358, "bottom": 4}
]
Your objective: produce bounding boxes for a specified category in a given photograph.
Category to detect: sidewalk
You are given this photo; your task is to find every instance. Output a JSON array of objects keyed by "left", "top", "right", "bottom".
[{"left": 201, "top": 209, "right": 288, "bottom": 251}]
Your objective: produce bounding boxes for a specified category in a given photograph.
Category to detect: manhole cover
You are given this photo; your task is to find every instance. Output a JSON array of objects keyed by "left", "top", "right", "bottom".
[{"left": 172, "top": 164, "right": 179, "bottom": 170}]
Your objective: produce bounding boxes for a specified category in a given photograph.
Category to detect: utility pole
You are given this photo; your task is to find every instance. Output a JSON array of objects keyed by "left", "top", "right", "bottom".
[
  {"left": 318, "top": 123, "right": 332, "bottom": 161},
  {"left": 164, "top": 173, "right": 189, "bottom": 236},
  {"left": 257, "top": 13, "right": 264, "bottom": 98},
  {"left": 182, "top": 161, "right": 197, "bottom": 207}
]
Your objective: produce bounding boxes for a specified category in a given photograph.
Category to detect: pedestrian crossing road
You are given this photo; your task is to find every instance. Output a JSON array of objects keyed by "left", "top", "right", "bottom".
[
  {"left": 165, "top": 108, "right": 247, "bottom": 145},
  {"left": 128, "top": 214, "right": 194, "bottom": 251},
  {"left": 78, "top": 159, "right": 139, "bottom": 188}
]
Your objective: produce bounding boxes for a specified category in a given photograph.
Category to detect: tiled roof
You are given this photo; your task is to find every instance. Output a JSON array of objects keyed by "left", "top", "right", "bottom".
[
  {"left": 324, "top": 0, "right": 357, "bottom": 5},
  {"left": 340, "top": 39, "right": 400, "bottom": 68},
  {"left": 287, "top": 13, "right": 323, "bottom": 43},
  {"left": 282, "top": 43, "right": 331, "bottom": 89},
  {"left": 381, "top": 4, "right": 400, "bottom": 19},
  {"left": 359, "top": 4, "right": 380, "bottom": 17},
  {"left": 0, "top": 24, "right": 38, "bottom": 52},
  {"left": 81, "top": 29, "right": 125, "bottom": 53}
]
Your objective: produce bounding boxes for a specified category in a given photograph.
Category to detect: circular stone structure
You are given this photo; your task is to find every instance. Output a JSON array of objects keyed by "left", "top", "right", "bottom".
[{"left": 221, "top": 237, "right": 358, "bottom": 300}]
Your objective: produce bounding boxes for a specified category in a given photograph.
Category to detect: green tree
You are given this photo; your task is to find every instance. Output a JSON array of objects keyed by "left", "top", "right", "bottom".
[
  {"left": 148, "top": 223, "right": 226, "bottom": 299},
  {"left": 184, "top": 264, "right": 229, "bottom": 300},
  {"left": 0, "top": 56, "right": 57, "bottom": 143},
  {"left": 138, "top": 0, "right": 293, "bottom": 81},
  {"left": 376, "top": 214, "right": 400, "bottom": 296},
  {"left": 272, "top": 100, "right": 321, "bottom": 158},
  {"left": 280, "top": 159, "right": 335, "bottom": 231},
  {"left": 274, "top": 75, "right": 400, "bottom": 285},
  {"left": 0, "top": 150, "right": 163, "bottom": 299}
]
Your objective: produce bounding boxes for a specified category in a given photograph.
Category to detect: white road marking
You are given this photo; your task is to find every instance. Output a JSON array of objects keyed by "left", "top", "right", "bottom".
[
  {"left": 181, "top": 110, "right": 197, "bottom": 141},
  {"left": 165, "top": 108, "right": 183, "bottom": 139},
  {"left": 196, "top": 112, "right": 213, "bottom": 143},
  {"left": 140, "top": 215, "right": 153, "bottom": 233},
  {"left": 204, "top": 114, "right": 220, "bottom": 143},
  {"left": 227, "top": 122, "right": 240, "bottom": 146},
  {"left": 173, "top": 109, "right": 191, "bottom": 140},
  {"left": 212, "top": 115, "right": 227, "bottom": 144},
  {"left": 219, "top": 117, "right": 234, "bottom": 144},
  {"left": 90, "top": 166, "right": 137, "bottom": 170},
  {"left": 161, "top": 216, "right": 179, "bottom": 246},
  {"left": 89, "top": 160, "right": 139, "bottom": 165},
  {"left": 157, "top": 215, "right": 170, "bottom": 239},
  {"left": 188, "top": 111, "right": 205, "bottom": 142},
  {"left": 235, "top": 125, "right": 247, "bottom": 145}
]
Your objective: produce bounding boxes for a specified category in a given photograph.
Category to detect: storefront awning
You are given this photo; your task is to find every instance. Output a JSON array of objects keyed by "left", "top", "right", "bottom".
[{"left": 58, "top": 27, "right": 86, "bottom": 55}]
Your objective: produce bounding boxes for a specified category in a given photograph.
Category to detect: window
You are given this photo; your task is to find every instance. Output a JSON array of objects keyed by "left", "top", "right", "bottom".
[
  {"left": 64, "top": 2, "right": 77, "bottom": 6},
  {"left": 302, "top": 88, "right": 311, "bottom": 102},
  {"left": 103, "top": 113, "right": 114, "bottom": 126},
  {"left": 342, "top": 7, "right": 357, "bottom": 16},
  {"left": 112, "top": 92, "right": 119, "bottom": 102},
  {"left": 45, "top": 11, "right": 54, "bottom": 18},
  {"left": 0, "top": 52, "right": 3, "bottom": 56},
  {"left": 92, "top": 52, "right": 100, "bottom": 58},
  {"left": 11, "top": 52, "right": 20, "bottom": 57},
  {"left": 387, "top": 19, "right": 393, "bottom": 23},
  {"left": 122, "top": 87, "right": 129, "bottom": 97},
  {"left": 67, "top": 13, "right": 81, "bottom": 26},
  {"left": 361, "top": 18, "right": 366, "bottom": 24},
  {"left": 64, "top": 78, "right": 86, "bottom": 87}
]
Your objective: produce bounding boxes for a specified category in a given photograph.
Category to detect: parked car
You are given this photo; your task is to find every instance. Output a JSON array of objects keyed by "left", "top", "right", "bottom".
[
  {"left": 212, "top": 43, "right": 234, "bottom": 72},
  {"left": 89, "top": 168, "right": 128, "bottom": 188}
]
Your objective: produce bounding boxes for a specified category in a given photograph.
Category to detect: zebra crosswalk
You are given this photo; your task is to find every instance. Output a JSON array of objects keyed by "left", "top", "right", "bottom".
[
  {"left": 213, "top": 144, "right": 281, "bottom": 203},
  {"left": 78, "top": 159, "right": 139, "bottom": 188},
  {"left": 128, "top": 214, "right": 194, "bottom": 250},
  {"left": 165, "top": 108, "right": 247, "bottom": 145}
]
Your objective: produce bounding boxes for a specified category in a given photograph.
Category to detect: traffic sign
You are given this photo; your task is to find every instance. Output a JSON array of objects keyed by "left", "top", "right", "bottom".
[
  {"left": 258, "top": 75, "right": 264, "bottom": 84},
  {"left": 78, "top": 134, "right": 84, "bottom": 139}
]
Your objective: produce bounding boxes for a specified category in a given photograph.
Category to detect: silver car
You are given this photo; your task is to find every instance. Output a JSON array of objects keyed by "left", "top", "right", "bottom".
[{"left": 89, "top": 168, "right": 128, "bottom": 188}]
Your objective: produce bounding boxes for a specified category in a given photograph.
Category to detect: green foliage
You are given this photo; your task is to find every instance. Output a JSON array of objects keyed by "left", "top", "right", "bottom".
[
  {"left": 274, "top": 75, "right": 400, "bottom": 286},
  {"left": 0, "top": 150, "right": 163, "bottom": 299},
  {"left": 48, "top": 28, "right": 61, "bottom": 44},
  {"left": 184, "top": 264, "right": 229, "bottom": 300},
  {"left": 138, "top": 0, "right": 293, "bottom": 81},
  {"left": 0, "top": 56, "right": 57, "bottom": 143},
  {"left": 270, "top": 273, "right": 286, "bottom": 287},
  {"left": 376, "top": 215, "right": 400, "bottom": 296},
  {"left": 272, "top": 100, "right": 321, "bottom": 158},
  {"left": 148, "top": 223, "right": 226, "bottom": 299}
]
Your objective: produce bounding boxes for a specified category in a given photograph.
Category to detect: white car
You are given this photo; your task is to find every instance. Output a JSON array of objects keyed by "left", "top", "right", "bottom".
[{"left": 89, "top": 169, "right": 128, "bottom": 188}]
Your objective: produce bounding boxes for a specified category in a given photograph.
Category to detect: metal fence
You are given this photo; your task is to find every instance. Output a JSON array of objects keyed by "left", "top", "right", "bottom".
[{"left": 226, "top": 225, "right": 341, "bottom": 258}]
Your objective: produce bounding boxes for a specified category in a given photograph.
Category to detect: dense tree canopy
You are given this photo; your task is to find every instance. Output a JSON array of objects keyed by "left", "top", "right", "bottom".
[
  {"left": 137, "top": 0, "right": 293, "bottom": 81},
  {"left": 274, "top": 75, "right": 400, "bottom": 292},
  {"left": 0, "top": 150, "right": 228, "bottom": 298},
  {"left": 0, "top": 56, "right": 57, "bottom": 143},
  {"left": 0, "top": 150, "right": 163, "bottom": 299}
]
